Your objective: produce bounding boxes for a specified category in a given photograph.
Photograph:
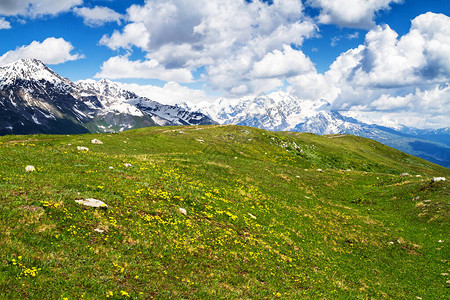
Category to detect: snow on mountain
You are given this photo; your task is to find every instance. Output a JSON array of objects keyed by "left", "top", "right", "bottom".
[
  {"left": 76, "top": 79, "right": 144, "bottom": 117},
  {"left": 128, "top": 98, "right": 214, "bottom": 126},
  {"left": 191, "top": 92, "right": 332, "bottom": 131},
  {"left": 0, "top": 59, "right": 214, "bottom": 135},
  {"left": 0, "top": 58, "right": 72, "bottom": 91}
]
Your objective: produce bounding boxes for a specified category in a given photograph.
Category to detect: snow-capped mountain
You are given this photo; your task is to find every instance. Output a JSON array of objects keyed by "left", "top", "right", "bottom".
[
  {"left": 190, "top": 93, "right": 450, "bottom": 167},
  {"left": 0, "top": 59, "right": 214, "bottom": 135},
  {"left": 189, "top": 91, "right": 333, "bottom": 131}
]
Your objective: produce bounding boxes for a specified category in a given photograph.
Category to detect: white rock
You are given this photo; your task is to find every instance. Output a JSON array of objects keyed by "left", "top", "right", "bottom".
[
  {"left": 124, "top": 163, "right": 132, "bottom": 167},
  {"left": 94, "top": 228, "right": 105, "bottom": 233},
  {"left": 109, "top": 166, "right": 114, "bottom": 169},
  {"left": 178, "top": 207, "right": 187, "bottom": 215},
  {"left": 91, "top": 139, "right": 103, "bottom": 145},
  {"left": 248, "top": 213, "right": 257, "bottom": 219},
  {"left": 431, "top": 177, "right": 446, "bottom": 182},
  {"left": 75, "top": 198, "right": 108, "bottom": 208},
  {"left": 25, "top": 165, "right": 36, "bottom": 172},
  {"left": 400, "top": 173, "right": 410, "bottom": 177},
  {"left": 416, "top": 175, "right": 422, "bottom": 178},
  {"left": 77, "top": 146, "right": 89, "bottom": 152},
  {"left": 317, "top": 169, "right": 323, "bottom": 172}
]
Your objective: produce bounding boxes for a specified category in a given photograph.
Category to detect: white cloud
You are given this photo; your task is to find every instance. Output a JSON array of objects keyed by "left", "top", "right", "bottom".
[
  {"left": 342, "top": 83, "right": 450, "bottom": 128},
  {"left": 94, "top": 55, "right": 193, "bottom": 83},
  {"left": 251, "top": 45, "right": 316, "bottom": 79},
  {"left": 99, "top": 0, "right": 317, "bottom": 94},
  {"left": 74, "top": 6, "right": 123, "bottom": 27},
  {"left": 0, "top": 37, "right": 83, "bottom": 66},
  {"left": 288, "top": 72, "right": 340, "bottom": 101},
  {"left": 307, "top": 0, "right": 403, "bottom": 28},
  {"left": 0, "top": 17, "right": 11, "bottom": 29},
  {"left": 122, "top": 82, "right": 216, "bottom": 105},
  {"left": 100, "top": 22, "right": 150, "bottom": 50},
  {"left": 370, "top": 84, "right": 450, "bottom": 115},
  {"left": 301, "top": 12, "right": 449, "bottom": 129},
  {"left": 324, "top": 13, "right": 450, "bottom": 109},
  {"left": 0, "top": 0, "right": 82, "bottom": 17}
]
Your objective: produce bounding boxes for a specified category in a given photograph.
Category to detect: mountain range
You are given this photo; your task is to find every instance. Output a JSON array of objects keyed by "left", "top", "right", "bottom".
[
  {"left": 0, "top": 59, "right": 449, "bottom": 167},
  {"left": 0, "top": 59, "right": 214, "bottom": 136}
]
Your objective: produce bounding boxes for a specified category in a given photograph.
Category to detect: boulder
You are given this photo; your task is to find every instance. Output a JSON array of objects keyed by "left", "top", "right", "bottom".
[
  {"left": 178, "top": 207, "right": 187, "bottom": 215},
  {"left": 91, "top": 139, "right": 103, "bottom": 145},
  {"left": 77, "top": 146, "right": 89, "bottom": 152},
  {"left": 75, "top": 198, "right": 107, "bottom": 208},
  {"left": 25, "top": 165, "right": 36, "bottom": 172},
  {"left": 431, "top": 177, "right": 446, "bottom": 182}
]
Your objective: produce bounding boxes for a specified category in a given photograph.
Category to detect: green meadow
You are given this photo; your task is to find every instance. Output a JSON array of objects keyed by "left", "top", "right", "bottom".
[{"left": 0, "top": 125, "right": 448, "bottom": 299}]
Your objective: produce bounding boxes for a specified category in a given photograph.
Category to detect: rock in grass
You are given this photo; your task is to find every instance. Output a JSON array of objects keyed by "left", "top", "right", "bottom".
[
  {"left": 25, "top": 165, "right": 36, "bottom": 172},
  {"left": 431, "top": 177, "right": 446, "bottom": 182},
  {"left": 77, "top": 146, "right": 89, "bottom": 152},
  {"left": 248, "top": 213, "right": 257, "bottom": 219},
  {"left": 124, "top": 163, "right": 132, "bottom": 168},
  {"left": 75, "top": 198, "right": 107, "bottom": 208},
  {"left": 94, "top": 228, "right": 105, "bottom": 233},
  {"left": 399, "top": 173, "right": 410, "bottom": 177},
  {"left": 91, "top": 139, "right": 103, "bottom": 145},
  {"left": 178, "top": 207, "right": 187, "bottom": 215}
]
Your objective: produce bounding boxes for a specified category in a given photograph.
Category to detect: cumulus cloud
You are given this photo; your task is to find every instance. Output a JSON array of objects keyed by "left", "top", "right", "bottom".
[
  {"left": 99, "top": 0, "right": 317, "bottom": 95},
  {"left": 94, "top": 55, "right": 193, "bottom": 83},
  {"left": 122, "top": 82, "right": 216, "bottom": 105},
  {"left": 74, "top": 6, "right": 123, "bottom": 27},
  {"left": 0, "top": 17, "right": 11, "bottom": 29},
  {"left": 323, "top": 13, "right": 450, "bottom": 108},
  {"left": 100, "top": 22, "right": 150, "bottom": 50},
  {"left": 370, "top": 84, "right": 450, "bottom": 114},
  {"left": 0, "top": 0, "right": 82, "bottom": 18},
  {"left": 307, "top": 0, "right": 403, "bottom": 28},
  {"left": 0, "top": 37, "right": 83, "bottom": 66},
  {"left": 342, "top": 84, "right": 450, "bottom": 128},
  {"left": 296, "top": 12, "right": 450, "bottom": 128},
  {"left": 251, "top": 45, "right": 316, "bottom": 79}
]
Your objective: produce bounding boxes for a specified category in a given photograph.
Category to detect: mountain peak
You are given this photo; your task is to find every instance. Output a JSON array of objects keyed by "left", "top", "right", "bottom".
[
  {"left": 4, "top": 58, "right": 48, "bottom": 71},
  {"left": 0, "top": 58, "right": 67, "bottom": 86}
]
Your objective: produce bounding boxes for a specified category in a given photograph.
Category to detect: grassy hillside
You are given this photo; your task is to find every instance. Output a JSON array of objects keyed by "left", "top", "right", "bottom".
[{"left": 0, "top": 125, "right": 448, "bottom": 299}]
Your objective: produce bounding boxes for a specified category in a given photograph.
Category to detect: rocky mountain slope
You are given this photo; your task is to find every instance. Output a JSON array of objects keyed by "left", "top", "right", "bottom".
[{"left": 0, "top": 59, "right": 214, "bottom": 135}]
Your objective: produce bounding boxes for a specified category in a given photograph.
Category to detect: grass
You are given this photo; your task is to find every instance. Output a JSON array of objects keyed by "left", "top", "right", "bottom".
[{"left": 0, "top": 125, "right": 448, "bottom": 299}]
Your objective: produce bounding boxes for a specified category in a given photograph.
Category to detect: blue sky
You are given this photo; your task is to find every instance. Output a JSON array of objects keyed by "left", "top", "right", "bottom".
[{"left": 0, "top": 0, "right": 449, "bottom": 128}]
